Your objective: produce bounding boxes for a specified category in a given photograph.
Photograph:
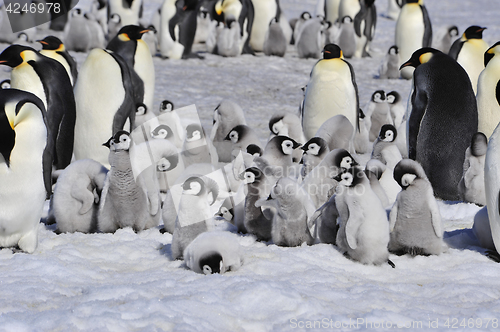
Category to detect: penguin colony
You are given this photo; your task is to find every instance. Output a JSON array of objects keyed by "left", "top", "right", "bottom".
[{"left": 0, "top": 0, "right": 500, "bottom": 273}]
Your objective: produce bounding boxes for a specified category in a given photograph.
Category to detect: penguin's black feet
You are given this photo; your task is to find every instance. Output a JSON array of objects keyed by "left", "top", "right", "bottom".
[
  {"left": 485, "top": 249, "right": 500, "bottom": 263},
  {"left": 387, "top": 259, "right": 396, "bottom": 268},
  {"left": 182, "top": 52, "right": 205, "bottom": 60},
  {"left": 159, "top": 228, "right": 168, "bottom": 234}
]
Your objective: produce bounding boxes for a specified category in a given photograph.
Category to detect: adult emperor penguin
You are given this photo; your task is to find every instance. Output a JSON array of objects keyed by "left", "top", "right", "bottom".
[
  {"left": 73, "top": 48, "right": 136, "bottom": 168},
  {"left": 353, "top": 0, "right": 376, "bottom": 58},
  {"left": 242, "top": 167, "right": 273, "bottom": 241},
  {"left": 159, "top": 0, "right": 186, "bottom": 59},
  {"left": 476, "top": 42, "right": 500, "bottom": 139},
  {"left": 449, "top": 26, "right": 489, "bottom": 94},
  {"left": 302, "top": 43, "right": 359, "bottom": 140},
  {"left": 334, "top": 166, "right": 394, "bottom": 267},
  {"left": 184, "top": 231, "right": 242, "bottom": 274},
  {"left": 108, "top": 0, "right": 143, "bottom": 27},
  {"left": 389, "top": 159, "right": 444, "bottom": 256},
  {"left": 49, "top": 159, "right": 109, "bottom": 233},
  {"left": 167, "top": 0, "right": 202, "bottom": 59},
  {"left": 249, "top": 0, "right": 280, "bottom": 52},
  {"left": 37, "top": 36, "right": 78, "bottom": 86},
  {"left": 395, "top": 0, "right": 432, "bottom": 79},
  {"left": 338, "top": 0, "right": 360, "bottom": 21},
  {"left": 400, "top": 48, "right": 478, "bottom": 201},
  {"left": 107, "top": 25, "right": 155, "bottom": 113},
  {"left": 0, "top": 45, "right": 76, "bottom": 174},
  {"left": 0, "top": 89, "right": 48, "bottom": 253},
  {"left": 458, "top": 132, "right": 487, "bottom": 206}
]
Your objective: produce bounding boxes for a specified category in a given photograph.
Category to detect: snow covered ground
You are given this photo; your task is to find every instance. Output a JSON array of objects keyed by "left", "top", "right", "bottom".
[{"left": 2, "top": 0, "right": 500, "bottom": 331}]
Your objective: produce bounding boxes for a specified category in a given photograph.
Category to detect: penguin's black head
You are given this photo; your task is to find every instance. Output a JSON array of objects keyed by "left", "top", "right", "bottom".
[
  {"left": 269, "top": 115, "right": 284, "bottom": 135},
  {"left": 386, "top": 91, "right": 400, "bottom": 104},
  {"left": 322, "top": 44, "right": 342, "bottom": 60},
  {"left": 463, "top": 26, "right": 486, "bottom": 40},
  {"left": 334, "top": 166, "right": 364, "bottom": 187},
  {"left": 103, "top": 131, "right": 131, "bottom": 151},
  {"left": 160, "top": 100, "right": 174, "bottom": 113},
  {"left": 393, "top": 159, "right": 426, "bottom": 189},
  {"left": 246, "top": 144, "right": 262, "bottom": 157},
  {"left": 448, "top": 25, "right": 459, "bottom": 37},
  {"left": 242, "top": 166, "right": 263, "bottom": 185},
  {"left": 225, "top": 125, "right": 246, "bottom": 142},
  {"left": 157, "top": 154, "right": 179, "bottom": 172},
  {"left": 379, "top": 124, "right": 397, "bottom": 142},
  {"left": 110, "top": 13, "right": 121, "bottom": 24},
  {"left": 182, "top": 176, "right": 205, "bottom": 195},
  {"left": 333, "top": 149, "right": 358, "bottom": 171},
  {"left": 372, "top": 90, "right": 385, "bottom": 102},
  {"left": 117, "top": 25, "right": 150, "bottom": 41},
  {"left": 199, "top": 251, "right": 223, "bottom": 275},
  {"left": 136, "top": 103, "right": 147, "bottom": 116},
  {"left": 405, "top": 0, "right": 420, "bottom": 3},
  {"left": 341, "top": 16, "right": 352, "bottom": 24},
  {"left": 0, "top": 45, "right": 37, "bottom": 68},
  {"left": 301, "top": 11, "right": 312, "bottom": 20},
  {"left": 0, "top": 79, "right": 10, "bottom": 89},
  {"left": 273, "top": 135, "right": 301, "bottom": 155},
  {"left": 388, "top": 45, "right": 398, "bottom": 55},
  {"left": 399, "top": 48, "right": 440, "bottom": 70},
  {"left": 358, "top": 109, "right": 366, "bottom": 119},
  {"left": 37, "top": 36, "right": 64, "bottom": 51},
  {"left": 484, "top": 42, "right": 500, "bottom": 67},
  {"left": 0, "top": 107, "right": 15, "bottom": 167},
  {"left": 471, "top": 132, "right": 488, "bottom": 157},
  {"left": 151, "top": 124, "right": 173, "bottom": 139},
  {"left": 226, "top": 14, "right": 237, "bottom": 28},
  {"left": 302, "top": 137, "right": 328, "bottom": 156},
  {"left": 185, "top": 123, "right": 204, "bottom": 141}
]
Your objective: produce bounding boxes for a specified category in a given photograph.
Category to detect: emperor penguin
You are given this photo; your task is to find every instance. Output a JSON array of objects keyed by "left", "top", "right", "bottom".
[
  {"left": 268, "top": 111, "right": 306, "bottom": 162},
  {"left": 49, "top": 159, "right": 109, "bottom": 234},
  {"left": 484, "top": 120, "right": 500, "bottom": 258},
  {"left": 184, "top": 231, "right": 242, "bottom": 274},
  {"left": 63, "top": 8, "right": 105, "bottom": 53},
  {"left": 385, "top": 0, "right": 403, "bottom": 20},
  {"left": 167, "top": 0, "right": 202, "bottom": 59},
  {"left": 211, "top": 100, "right": 247, "bottom": 162},
  {"left": 217, "top": 15, "right": 242, "bottom": 57},
  {"left": 353, "top": 0, "right": 376, "bottom": 58},
  {"left": 337, "top": 16, "right": 356, "bottom": 58},
  {"left": 108, "top": 0, "right": 143, "bottom": 27},
  {"left": 300, "top": 137, "right": 330, "bottom": 178},
  {"left": 353, "top": 109, "right": 371, "bottom": 154},
  {"left": 295, "top": 16, "right": 327, "bottom": 59},
  {"left": 395, "top": 0, "right": 432, "bottom": 79},
  {"left": 292, "top": 11, "right": 311, "bottom": 45},
  {"left": 302, "top": 43, "right": 359, "bottom": 140},
  {"left": 171, "top": 175, "right": 220, "bottom": 260},
  {"left": 0, "top": 89, "right": 48, "bottom": 253},
  {"left": 365, "top": 90, "right": 392, "bottom": 142},
  {"left": 256, "top": 177, "right": 316, "bottom": 247},
  {"left": 400, "top": 48, "right": 478, "bottom": 201},
  {"left": 263, "top": 17, "right": 287, "bottom": 57},
  {"left": 249, "top": 0, "right": 280, "bottom": 52},
  {"left": 434, "top": 25, "right": 458, "bottom": 53},
  {"left": 37, "top": 35, "right": 78, "bottom": 86},
  {"left": 242, "top": 167, "right": 273, "bottom": 241},
  {"left": 338, "top": 0, "right": 360, "bottom": 21},
  {"left": 0, "top": 45, "right": 76, "bottom": 175},
  {"left": 458, "top": 132, "right": 487, "bottom": 206},
  {"left": 334, "top": 166, "right": 394, "bottom": 267},
  {"left": 73, "top": 48, "right": 136, "bottom": 168},
  {"left": 476, "top": 42, "right": 500, "bottom": 139},
  {"left": 98, "top": 131, "right": 162, "bottom": 233},
  {"left": 323, "top": 0, "right": 341, "bottom": 25},
  {"left": 379, "top": 45, "right": 400, "bottom": 79},
  {"left": 389, "top": 159, "right": 444, "bottom": 256},
  {"left": 315, "top": 114, "right": 354, "bottom": 153},
  {"left": 449, "top": 26, "right": 489, "bottom": 94},
  {"left": 159, "top": 0, "right": 185, "bottom": 59},
  {"left": 106, "top": 25, "right": 155, "bottom": 113},
  {"left": 225, "top": 124, "right": 263, "bottom": 159}
]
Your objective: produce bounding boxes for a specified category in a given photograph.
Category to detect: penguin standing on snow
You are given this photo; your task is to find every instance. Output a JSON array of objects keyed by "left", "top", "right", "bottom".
[
  {"left": 168, "top": 0, "right": 202, "bottom": 59},
  {"left": 225, "top": 124, "right": 263, "bottom": 159},
  {"left": 184, "top": 231, "right": 242, "bottom": 274},
  {"left": 268, "top": 111, "right": 306, "bottom": 162},
  {"left": 458, "top": 132, "right": 487, "bottom": 206},
  {"left": 302, "top": 44, "right": 359, "bottom": 140},
  {"left": 295, "top": 16, "right": 327, "bottom": 59},
  {"left": 108, "top": 0, "right": 143, "bottom": 27},
  {"left": 379, "top": 45, "right": 399, "bottom": 79},
  {"left": 449, "top": 26, "right": 488, "bottom": 94},
  {"left": 353, "top": 0, "right": 376, "bottom": 58},
  {"left": 0, "top": 45, "right": 76, "bottom": 182},
  {"left": 336, "top": 16, "right": 356, "bottom": 58},
  {"left": 315, "top": 114, "right": 354, "bottom": 153},
  {"left": 37, "top": 36, "right": 78, "bottom": 86},
  {"left": 0, "top": 89, "right": 49, "bottom": 253},
  {"left": 400, "top": 48, "right": 478, "bottom": 201},
  {"left": 242, "top": 167, "right": 272, "bottom": 241},
  {"left": 389, "top": 159, "right": 444, "bottom": 256},
  {"left": 365, "top": 90, "right": 392, "bottom": 142},
  {"left": 434, "top": 25, "right": 458, "bottom": 53},
  {"left": 107, "top": 25, "right": 155, "bottom": 113},
  {"left": 263, "top": 17, "right": 287, "bottom": 57},
  {"left": 476, "top": 42, "right": 500, "bottom": 139},
  {"left": 334, "top": 166, "right": 394, "bottom": 267},
  {"left": 159, "top": 0, "right": 185, "bottom": 59},
  {"left": 300, "top": 137, "right": 330, "bottom": 178},
  {"left": 216, "top": 15, "right": 242, "bottom": 57},
  {"left": 395, "top": 0, "right": 432, "bottom": 79}
]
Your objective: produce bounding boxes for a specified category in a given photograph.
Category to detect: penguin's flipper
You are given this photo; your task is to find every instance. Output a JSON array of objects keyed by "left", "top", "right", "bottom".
[
  {"left": 345, "top": 203, "right": 363, "bottom": 250},
  {"left": 407, "top": 89, "right": 427, "bottom": 160},
  {"left": 427, "top": 186, "right": 443, "bottom": 238},
  {"left": 389, "top": 200, "right": 398, "bottom": 232},
  {"left": 448, "top": 39, "right": 462, "bottom": 60},
  {"left": 421, "top": 4, "right": 432, "bottom": 48},
  {"left": 71, "top": 185, "right": 96, "bottom": 215}
]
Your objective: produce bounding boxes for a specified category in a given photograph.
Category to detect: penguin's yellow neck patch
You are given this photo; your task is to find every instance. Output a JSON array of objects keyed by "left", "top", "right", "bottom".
[
  {"left": 56, "top": 44, "right": 65, "bottom": 52},
  {"left": 20, "top": 50, "right": 36, "bottom": 63},
  {"left": 461, "top": 33, "right": 467, "bottom": 42},
  {"left": 119, "top": 34, "right": 130, "bottom": 42},
  {"left": 215, "top": 0, "right": 222, "bottom": 15},
  {"left": 419, "top": 52, "right": 433, "bottom": 64}
]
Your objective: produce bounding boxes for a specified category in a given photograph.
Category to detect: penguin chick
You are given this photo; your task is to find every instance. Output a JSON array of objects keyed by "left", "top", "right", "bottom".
[
  {"left": 184, "top": 231, "right": 242, "bottom": 274},
  {"left": 242, "top": 167, "right": 273, "bottom": 241},
  {"left": 225, "top": 124, "right": 263, "bottom": 160},
  {"left": 434, "top": 25, "right": 458, "bottom": 53},
  {"left": 365, "top": 90, "right": 392, "bottom": 142},
  {"left": 154, "top": 99, "right": 184, "bottom": 149},
  {"left": 301, "top": 137, "right": 330, "bottom": 178},
  {"left": 458, "top": 132, "right": 487, "bottom": 206},
  {"left": 217, "top": 15, "right": 241, "bottom": 57},
  {"left": 379, "top": 45, "right": 399, "bottom": 79},
  {"left": 256, "top": 177, "right": 316, "bottom": 247},
  {"left": 181, "top": 123, "right": 218, "bottom": 167},
  {"left": 337, "top": 16, "right": 356, "bottom": 58},
  {"left": 386, "top": 90, "right": 405, "bottom": 129},
  {"left": 296, "top": 16, "right": 326, "bottom": 59},
  {"left": 98, "top": 131, "right": 161, "bottom": 233},
  {"left": 310, "top": 194, "right": 339, "bottom": 244},
  {"left": 50, "top": 159, "right": 108, "bottom": 233},
  {"left": 171, "top": 175, "right": 220, "bottom": 260},
  {"left": 293, "top": 11, "right": 312, "bottom": 46},
  {"left": 354, "top": 109, "right": 371, "bottom": 154},
  {"left": 334, "top": 166, "right": 393, "bottom": 266},
  {"left": 211, "top": 100, "right": 247, "bottom": 162},
  {"left": 268, "top": 111, "right": 306, "bottom": 162},
  {"left": 315, "top": 114, "right": 354, "bottom": 153},
  {"left": 263, "top": 17, "right": 288, "bottom": 57},
  {"left": 389, "top": 159, "right": 444, "bottom": 256},
  {"left": 371, "top": 124, "right": 398, "bottom": 163}
]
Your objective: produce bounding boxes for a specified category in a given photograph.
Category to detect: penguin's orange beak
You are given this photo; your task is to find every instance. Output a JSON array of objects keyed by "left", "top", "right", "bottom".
[
  {"left": 399, "top": 60, "right": 413, "bottom": 70},
  {"left": 38, "top": 40, "right": 48, "bottom": 45}
]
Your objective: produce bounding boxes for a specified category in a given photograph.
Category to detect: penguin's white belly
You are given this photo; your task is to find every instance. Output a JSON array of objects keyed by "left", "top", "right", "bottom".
[
  {"left": 477, "top": 67, "right": 500, "bottom": 139},
  {"left": 11, "top": 65, "right": 46, "bottom": 109},
  {"left": 74, "top": 49, "right": 126, "bottom": 167},
  {"left": 134, "top": 40, "right": 155, "bottom": 111},
  {"left": 250, "top": 0, "right": 277, "bottom": 52},
  {"left": 325, "top": 0, "right": 340, "bottom": 23},
  {"left": 303, "top": 61, "right": 357, "bottom": 139},
  {"left": 485, "top": 124, "right": 500, "bottom": 253},
  {"left": 338, "top": 0, "right": 360, "bottom": 20},
  {"left": 457, "top": 39, "right": 488, "bottom": 94},
  {"left": 396, "top": 5, "right": 424, "bottom": 79}
]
